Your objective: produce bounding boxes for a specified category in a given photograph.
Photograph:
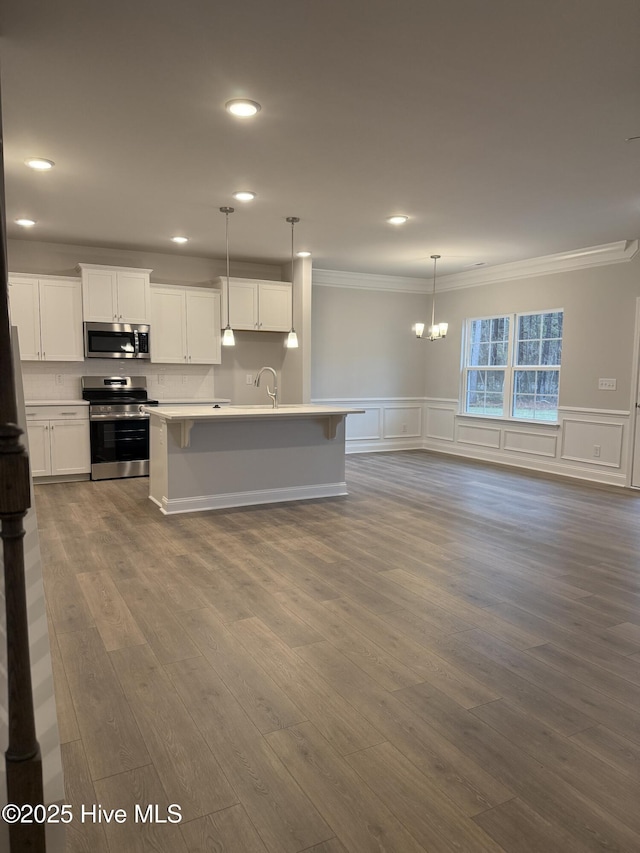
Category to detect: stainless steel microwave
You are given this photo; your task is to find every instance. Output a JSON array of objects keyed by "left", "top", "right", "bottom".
[{"left": 84, "top": 322, "right": 151, "bottom": 359}]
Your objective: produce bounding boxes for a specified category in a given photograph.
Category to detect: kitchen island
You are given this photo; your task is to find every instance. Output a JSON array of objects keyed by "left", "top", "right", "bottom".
[{"left": 145, "top": 404, "right": 364, "bottom": 514}]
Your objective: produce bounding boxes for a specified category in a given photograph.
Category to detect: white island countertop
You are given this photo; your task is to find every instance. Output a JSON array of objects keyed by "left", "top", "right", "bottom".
[{"left": 145, "top": 403, "right": 363, "bottom": 421}]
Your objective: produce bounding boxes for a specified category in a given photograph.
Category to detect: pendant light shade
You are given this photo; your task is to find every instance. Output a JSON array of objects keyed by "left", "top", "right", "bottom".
[
  {"left": 416, "top": 254, "right": 448, "bottom": 340},
  {"left": 285, "top": 216, "right": 299, "bottom": 348},
  {"left": 220, "top": 206, "right": 235, "bottom": 347}
]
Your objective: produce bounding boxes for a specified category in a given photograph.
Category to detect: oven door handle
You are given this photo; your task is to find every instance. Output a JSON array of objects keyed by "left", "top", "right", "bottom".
[{"left": 90, "top": 413, "right": 150, "bottom": 421}]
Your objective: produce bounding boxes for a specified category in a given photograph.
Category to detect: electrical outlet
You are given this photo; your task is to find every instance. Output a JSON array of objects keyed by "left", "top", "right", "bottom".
[
  {"left": 246, "top": 374, "right": 253, "bottom": 385},
  {"left": 55, "top": 373, "right": 64, "bottom": 386},
  {"left": 158, "top": 374, "right": 165, "bottom": 385},
  {"left": 598, "top": 378, "right": 616, "bottom": 391},
  {"left": 593, "top": 445, "right": 601, "bottom": 458},
  {"left": 401, "top": 423, "right": 408, "bottom": 434},
  {"left": 182, "top": 375, "right": 188, "bottom": 384}
]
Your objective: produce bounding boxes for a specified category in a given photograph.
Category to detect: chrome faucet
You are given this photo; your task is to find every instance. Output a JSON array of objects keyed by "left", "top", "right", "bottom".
[{"left": 255, "top": 366, "right": 278, "bottom": 408}]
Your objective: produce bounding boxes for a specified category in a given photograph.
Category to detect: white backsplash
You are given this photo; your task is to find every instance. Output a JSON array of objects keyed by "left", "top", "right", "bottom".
[{"left": 21, "top": 360, "right": 217, "bottom": 402}]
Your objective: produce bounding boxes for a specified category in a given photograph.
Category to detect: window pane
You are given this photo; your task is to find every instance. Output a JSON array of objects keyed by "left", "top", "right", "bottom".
[
  {"left": 465, "top": 370, "right": 504, "bottom": 416},
  {"left": 514, "top": 370, "right": 535, "bottom": 393},
  {"left": 542, "top": 311, "right": 563, "bottom": 339},
  {"left": 491, "top": 317, "right": 508, "bottom": 342},
  {"left": 541, "top": 339, "right": 562, "bottom": 365},
  {"left": 517, "top": 339, "right": 540, "bottom": 365},
  {"left": 513, "top": 394, "right": 535, "bottom": 419},
  {"left": 490, "top": 341, "right": 509, "bottom": 365},
  {"left": 519, "top": 314, "right": 541, "bottom": 340}
]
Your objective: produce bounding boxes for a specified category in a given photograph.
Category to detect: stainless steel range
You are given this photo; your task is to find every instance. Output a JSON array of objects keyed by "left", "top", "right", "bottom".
[{"left": 82, "top": 376, "right": 158, "bottom": 480}]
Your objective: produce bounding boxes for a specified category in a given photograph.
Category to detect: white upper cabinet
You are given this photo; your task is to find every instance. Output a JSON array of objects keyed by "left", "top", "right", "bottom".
[
  {"left": 8, "top": 274, "right": 84, "bottom": 361},
  {"left": 218, "top": 278, "right": 292, "bottom": 332},
  {"left": 185, "top": 289, "right": 221, "bottom": 363},
  {"left": 150, "top": 284, "right": 221, "bottom": 364},
  {"left": 78, "top": 264, "right": 152, "bottom": 323}
]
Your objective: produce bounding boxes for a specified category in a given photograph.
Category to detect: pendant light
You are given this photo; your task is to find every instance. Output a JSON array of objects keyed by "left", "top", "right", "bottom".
[
  {"left": 284, "top": 216, "right": 299, "bottom": 348},
  {"left": 416, "top": 253, "right": 448, "bottom": 340},
  {"left": 220, "top": 206, "right": 235, "bottom": 346}
]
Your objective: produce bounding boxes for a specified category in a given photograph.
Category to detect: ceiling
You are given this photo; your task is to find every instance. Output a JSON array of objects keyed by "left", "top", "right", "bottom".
[{"left": 1, "top": 0, "right": 639, "bottom": 278}]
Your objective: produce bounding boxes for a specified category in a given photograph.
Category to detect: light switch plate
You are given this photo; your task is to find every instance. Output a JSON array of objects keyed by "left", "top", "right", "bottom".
[{"left": 598, "top": 378, "right": 616, "bottom": 390}]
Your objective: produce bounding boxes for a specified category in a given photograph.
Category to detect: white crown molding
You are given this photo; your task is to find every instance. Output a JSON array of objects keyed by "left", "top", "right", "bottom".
[
  {"left": 439, "top": 240, "right": 639, "bottom": 291},
  {"left": 313, "top": 268, "right": 428, "bottom": 292},
  {"left": 313, "top": 240, "right": 639, "bottom": 293}
]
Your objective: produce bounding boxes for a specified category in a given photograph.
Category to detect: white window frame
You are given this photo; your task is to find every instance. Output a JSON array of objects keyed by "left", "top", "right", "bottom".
[{"left": 461, "top": 309, "right": 563, "bottom": 423}]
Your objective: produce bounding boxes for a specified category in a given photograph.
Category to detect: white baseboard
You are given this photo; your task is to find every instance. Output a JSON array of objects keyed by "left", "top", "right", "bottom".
[
  {"left": 154, "top": 482, "right": 349, "bottom": 514},
  {"left": 421, "top": 439, "right": 629, "bottom": 486}
]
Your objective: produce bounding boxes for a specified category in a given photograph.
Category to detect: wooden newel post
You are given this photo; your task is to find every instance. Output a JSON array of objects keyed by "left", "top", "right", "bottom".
[
  {"left": 0, "top": 84, "right": 47, "bottom": 851},
  {"left": 1, "top": 427, "right": 46, "bottom": 853}
]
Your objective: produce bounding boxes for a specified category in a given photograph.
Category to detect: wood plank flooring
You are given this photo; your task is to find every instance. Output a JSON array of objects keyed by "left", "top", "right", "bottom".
[{"left": 35, "top": 450, "right": 640, "bottom": 852}]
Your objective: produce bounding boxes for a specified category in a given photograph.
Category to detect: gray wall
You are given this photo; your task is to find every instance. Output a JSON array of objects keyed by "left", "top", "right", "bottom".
[{"left": 311, "top": 285, "right": 428, "bottom": 398}]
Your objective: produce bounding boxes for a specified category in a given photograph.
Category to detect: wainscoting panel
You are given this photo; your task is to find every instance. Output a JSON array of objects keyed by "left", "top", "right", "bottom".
[
  {"left": 344, "top": 407, "right": 381, "bottom": 441},
  {"left": 561, "top": 418, "right": 624, "bottom": 468},
  {"left": 383, "top": 406, "right": 422, "bottom": 439},
  {"left": 426, "top": 405, "right": 456, "bottom": 442},
  {"left": 456, "top": 422, "right": 502, "bottom": 449},
  {"left": 504, "top": 429, "right": 558, "bottom": 457}
]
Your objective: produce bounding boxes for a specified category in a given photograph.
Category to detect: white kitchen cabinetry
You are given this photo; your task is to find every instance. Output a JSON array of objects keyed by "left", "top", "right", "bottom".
[
  {"left": 79, "top": 264, "right": 152, "bottom": 323},
  {"left": 150, "top": 285, "right": 221, "bottom": 364},
  {"left": 217, "top": 278, "right": 292, "bottom": 332},
  {"left": 8, "top": 274, "right": 84, "bottom": 361},
  {"left": 25, "top": 405, "right": 90, "bottom": 479}
]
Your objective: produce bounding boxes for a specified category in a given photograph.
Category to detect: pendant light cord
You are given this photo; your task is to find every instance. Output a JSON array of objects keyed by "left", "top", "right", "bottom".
[
  {"left": 430, "top": 253, "right": 440, "bottom": 333},
  {"left": 286, "top": 216, "right": 300, "bottom": 331},
  {"left": 220, "top": 206, "right": 234, "bottom": 328}
]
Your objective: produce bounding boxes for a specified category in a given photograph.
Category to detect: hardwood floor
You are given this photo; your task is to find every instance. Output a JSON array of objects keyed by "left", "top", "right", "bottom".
[{"left": 35, "top": 450, "right": 640, "bottom": 852}]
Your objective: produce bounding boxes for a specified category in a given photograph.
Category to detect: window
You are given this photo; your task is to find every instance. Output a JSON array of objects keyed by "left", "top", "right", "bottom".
[{"left": 463, "top": 310, "right": 563, "bottom": 421}]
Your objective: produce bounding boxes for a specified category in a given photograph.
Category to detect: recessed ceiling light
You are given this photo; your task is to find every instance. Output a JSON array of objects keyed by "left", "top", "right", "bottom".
[
  {"left": 16, "top": 218, "right": 36, "bottom": 227},
  {"left": 296, "top": 250, "right": 311, "bottom": 258},
  {"left": 225, "top": 99, "right": 261, "bottom": 117},
  {"left": 171, "top": 236, "right": 189, "bottom": 244},
  {"left": 386, "top": 215, "right": 409, "bottom": 225},
  {"left": 232, "top": 191, "right": 256, "bottom": 202},
  {"left": 25, "top": 158, "right": 54, "bottom": 171}
]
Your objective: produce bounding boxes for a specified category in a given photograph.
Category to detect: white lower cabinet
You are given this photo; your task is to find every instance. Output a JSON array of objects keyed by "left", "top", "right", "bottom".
[
  {"left": 150, "top": 285, "right": 221, "bottom": 364},
  {"left": 26, "top": 406, "right": 90, "bottom": 479}
]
